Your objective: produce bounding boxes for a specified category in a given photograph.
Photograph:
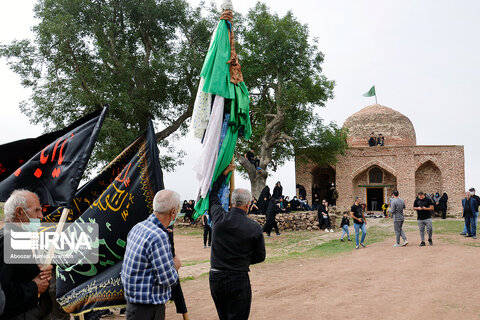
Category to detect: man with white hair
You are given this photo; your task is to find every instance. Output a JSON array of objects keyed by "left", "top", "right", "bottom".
[
  {"left": 209, "top": 164, "right": 266, "bottom": 320},
  {"left": 121, "top": 189, "right": 182, "bottom": 320},
  {"left": 0, "top": 189, "right": 53, "bottom": 319}
]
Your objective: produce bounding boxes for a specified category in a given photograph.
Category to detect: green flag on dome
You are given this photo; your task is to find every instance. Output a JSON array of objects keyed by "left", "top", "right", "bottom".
[{"left": 363, "top": 85, "right": 376, "bottom": 97}]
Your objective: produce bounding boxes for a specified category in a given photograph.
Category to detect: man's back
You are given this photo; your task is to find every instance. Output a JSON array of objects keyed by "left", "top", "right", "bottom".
[
  {"left": 390, "top": 197, "right": 405, "bottom": 221},
  {"left": 210, "top": 206, "right": 265, "bottom": 272}
]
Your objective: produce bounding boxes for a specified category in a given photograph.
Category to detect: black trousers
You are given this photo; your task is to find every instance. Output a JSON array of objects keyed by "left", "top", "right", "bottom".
[
  {"left": 318, "top": 215, "right": 331, "bottom": 229},
  {"left": 263, "top": 215, "right": 279, "bottom": 235},
  {"left": 209, "top": 271, "right": 252, "bottom": 320},
  {"left": 126, "top": 302, "right": 165, "bottom": 320},
  {"left": 204, "top": 225, "right": 212, "bottom": 246}
]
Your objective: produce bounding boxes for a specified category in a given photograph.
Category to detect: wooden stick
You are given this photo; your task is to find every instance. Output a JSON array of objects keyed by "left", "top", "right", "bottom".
[
  {"left": 42, "top": 207, "right": 70, "bottom": 267},
  {"left": 229, "top": 156, "right": 235, "bottom": 204}
]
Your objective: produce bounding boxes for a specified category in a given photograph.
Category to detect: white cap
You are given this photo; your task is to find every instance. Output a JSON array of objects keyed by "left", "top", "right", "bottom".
[{"left": 220, "top": 0, "right": 233, "bottom": 11}]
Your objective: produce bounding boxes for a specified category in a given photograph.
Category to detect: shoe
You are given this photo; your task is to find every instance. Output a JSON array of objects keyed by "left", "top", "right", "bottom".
[
  {"left": 465, "top": 235, "right": 473, "bottom": 238},
  {"left": 355, "top": 245, "right": 359, "bottom": 249},
  {"left": 393, "top": 243, "right": 402, "bottom": 247},
  {"left": 348, "top": 238, "right": 352, "bottom": 241},
  {"left": 428, "top": 239, "right": 433, "bottom": 246},
  {"left": 276, "top": 232, "right": 281, "bottom": 236},
  {"left": 419, "top": 241, "right": 426, "bottom": 247},
  {"left": 208, "top": 244, "right": 211, "bottom": 247},
  {"left": 360, "top": 243, "right": 366, "bottom": 248},
  {"left": 473, "top": 236, "right": 477, "bottom": 239},
  {"left": 329, "top": 229, "right": 334, "bottom": 232},
  {"left": 325, "top": 229, "right": 329, "bottom": 232},
  {"left": 340, "top": 238, "right": 344, "bottom": 242},
  {"left": 203, "top": 245, "right": 207, "bottom": 248},
  {"left": 266, "top": 234, "right": 271, "bottom": 237},
  {"left": 460, "top": 232, "right": 466, "bottom": 235},
  {"left": 402, "top": 241, "right": 409, "bottom": 246}
]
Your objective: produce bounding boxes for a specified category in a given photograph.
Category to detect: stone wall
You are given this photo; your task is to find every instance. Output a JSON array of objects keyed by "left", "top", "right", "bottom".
[
  {"left": 183, "top": 209, "right": 340, "bottom": 231},
  {"left": 247, "top": 209, "right": 339, "bottom": 231}
]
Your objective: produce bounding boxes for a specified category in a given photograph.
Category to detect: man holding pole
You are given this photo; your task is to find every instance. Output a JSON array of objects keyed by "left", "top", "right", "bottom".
[{"left": 209, "top": 164, "right": 266, "bottom": 320}]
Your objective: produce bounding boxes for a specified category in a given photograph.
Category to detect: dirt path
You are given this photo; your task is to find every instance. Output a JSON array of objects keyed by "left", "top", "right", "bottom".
[{"left": 166, "top": 230, "right": 480, "bottom": 320}]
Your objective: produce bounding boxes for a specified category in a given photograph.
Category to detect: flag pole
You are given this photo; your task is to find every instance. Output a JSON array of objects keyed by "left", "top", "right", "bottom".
[
  {"left": 375, "top": 94, "right": 378, "bottom": 104},
  {"left": 229, "top": 156, "right": 235, "bottom": 204}
]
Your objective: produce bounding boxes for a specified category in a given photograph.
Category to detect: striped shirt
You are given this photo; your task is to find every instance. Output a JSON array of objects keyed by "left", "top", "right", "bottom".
[{"left": 121, "top": 213, "right": 178, "bottom": 304}]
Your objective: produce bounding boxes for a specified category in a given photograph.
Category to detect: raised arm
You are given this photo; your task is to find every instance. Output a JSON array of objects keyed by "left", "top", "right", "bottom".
[{"left": 209, "top": 164, "right": 235, "bottom": 217}]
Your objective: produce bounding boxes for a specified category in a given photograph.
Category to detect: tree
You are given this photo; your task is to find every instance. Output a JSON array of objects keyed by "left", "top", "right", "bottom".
[
  {"left": 0, "top": 0, "right": 216, "bottom": 170},
  {"left": 235, "top": 3, "right": 348, "bottom": 197}
]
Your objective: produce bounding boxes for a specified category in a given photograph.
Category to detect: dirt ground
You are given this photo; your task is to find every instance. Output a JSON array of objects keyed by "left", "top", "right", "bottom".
[{"left": 164, "top": 225, "right": 480, "bottom": 320}]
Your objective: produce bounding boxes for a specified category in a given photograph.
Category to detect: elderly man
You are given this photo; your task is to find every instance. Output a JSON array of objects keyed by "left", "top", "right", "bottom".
[
  {"left": 209, "top": 164, "right": 266, "bottom": 320},
  {"left": 0, "top": 190, "right": 52, "bottom": 320},
  {"left": 462, "top": 191, "right": 478, "bottom": 239},
  {"left": 121, "top": 189, "right": 182, "bottom": 320}
]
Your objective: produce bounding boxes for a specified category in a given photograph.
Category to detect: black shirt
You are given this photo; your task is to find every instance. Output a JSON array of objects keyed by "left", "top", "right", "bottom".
[
  {"left": 340, "top": 216, "right": 350, "bottom": 227},
  {"left": 209, "top": 174, "right": 266, "bottom": 272},
  {"left": 414, "top": 197, "right": 434, "bottom": 220},
  {"left": 464, "top": 198, "right": 473, "bottom": 218},
  {"left": 246, "top": 151, "right": 255, "bottom": 162},
  {"left": 351, "top": 204, "right": 364, "bottom": 224},
  {"left": 368, "top": 137, "right": 376, "bottom": 146},
  {"left": 0, "top": 228, "right": 41, "bottom": 318}
]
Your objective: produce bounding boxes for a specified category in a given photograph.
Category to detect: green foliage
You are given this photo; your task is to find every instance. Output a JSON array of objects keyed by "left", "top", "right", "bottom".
[
  {"left": 235, "top": 2, "right": 346, "bottom": 174},
  {"left": 0, "top": 0, "right": 217, "bottom": 170}
]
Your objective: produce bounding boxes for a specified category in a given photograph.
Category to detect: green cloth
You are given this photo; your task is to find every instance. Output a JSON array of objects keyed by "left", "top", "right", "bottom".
[
  {"left": 194, "top": 18, "right": 252, "bottom": 218},
  {"left": 363, "top": 85, "right": 376, "bottom": 97}
]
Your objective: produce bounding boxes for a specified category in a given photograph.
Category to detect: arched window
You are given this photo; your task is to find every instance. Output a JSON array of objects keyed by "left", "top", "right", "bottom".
[{"left": 369, "top": 167, "right": 383, "bottom": 184}]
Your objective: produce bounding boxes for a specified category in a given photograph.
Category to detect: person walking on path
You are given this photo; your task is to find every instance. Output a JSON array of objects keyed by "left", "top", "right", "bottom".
[
  {"left": 202, "top": 210, "right": 212, "bottom": 248},
  {"left": 263, "top": 197, "right": 281, "bottom": 236},
  {"left": 413, "top": 192, "right": 435, "bottom": 247},
  {"left": 208, "top": 164, "right": 266, "bottom": 320},
  {"left": 350, "top": 197, "right": 367, "bottom": 249},
  {"left": 390, "top": 190, "right": 408, "bottom": 247},
  {"left": 340, "top": 211, "right": 352, "bottom": 242},
  {"left": 461, "top": 191, "right": 478, "bottom": 239}
]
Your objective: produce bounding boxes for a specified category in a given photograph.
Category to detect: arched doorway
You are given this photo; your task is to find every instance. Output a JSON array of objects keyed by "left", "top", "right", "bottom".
[
  {"left": 415, "top": 161, "right": 442, "bottom": 194},
  {"left": 352, "top": 166, "right": 397, "bottom": 212},
  {"left": 311, "top": 166, "right": 336, "bottom": 204}
]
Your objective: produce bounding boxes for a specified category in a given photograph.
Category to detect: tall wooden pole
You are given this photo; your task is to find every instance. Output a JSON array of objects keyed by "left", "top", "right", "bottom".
[{"left": 229, "top": 156, "right": 235, "bottom": 204}]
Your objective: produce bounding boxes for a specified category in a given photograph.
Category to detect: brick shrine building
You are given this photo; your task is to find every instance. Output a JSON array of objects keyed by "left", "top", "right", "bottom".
[{"left": 295, "top": 104, "right": 465, "bottom": 216}]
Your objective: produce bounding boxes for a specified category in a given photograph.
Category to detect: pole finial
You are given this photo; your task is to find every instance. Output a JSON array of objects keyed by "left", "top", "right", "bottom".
[{"left": 220, "top": 0, "right": 233, "bottom": 11}]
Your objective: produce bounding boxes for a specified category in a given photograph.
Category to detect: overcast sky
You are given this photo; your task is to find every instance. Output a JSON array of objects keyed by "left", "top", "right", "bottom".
[{"left": 1, "top": 0, "right": 479, "bottom": 200}]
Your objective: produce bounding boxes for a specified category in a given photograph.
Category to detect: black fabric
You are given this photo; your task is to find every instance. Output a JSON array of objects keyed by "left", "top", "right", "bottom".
[
  {"left": 0, "top": 107, "right": 107, "bottom": 207},
  {"left": 204, "top": 225, "right": 212, "bottom": 246},
  {"left": 473, "top": 195, "right": 480, "bottom": 212},
  {"left": 272, "top": 186, "right": 283, "bottom": 199},
  {"left": 0, "top": 229, "right": 41, "bottom": 319},
  {"left": 463, "top": 198, "right": 473, "bottom": 218},
  {"left": 368, "top": 137, "right": 376, "bottom": 146},
  {"left": 350, "top": 204, "right": 364, "bottom": 224},
  {"left": 263, "top": 199, "right": 280, "bottom": 235},
  {"left": 245, "top": 151, "right": 254, "bottom": 163},
  {"left": 438, "top": 193, "right": 448, "bottom": 210},
  {"left": 340, "top": 216, "right": 350, "bottom": 227},
  {"left": 55, "top": 121, "right": 165, "bottom": 314},
  {"left": 209, "top": 174, "right": 266, "bottom": 272},
  {"left": 126, "top": 302, "right": 165, "bottom": 320},
  {"left": 257, "top": 186, "right": 270, "bottom": 214},
  {"left": 167, "top": 227, "right": 188, "bottom": 314},
  {"left": 297, "top": 184, "right": 307, "bottom": 200},
  {"left": 209, "top": 271, "right": 251, "bottom": 320},
  {"left": 414, "top": 198, "right": 434, "bottom": 220}
]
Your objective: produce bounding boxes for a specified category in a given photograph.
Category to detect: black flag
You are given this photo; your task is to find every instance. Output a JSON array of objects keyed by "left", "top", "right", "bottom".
[
  {"left": 0, "top": 107, "right": 107, "bottom": 207},
  {"left": 56, "top": 120, "right": 166, "bottom": 314}
]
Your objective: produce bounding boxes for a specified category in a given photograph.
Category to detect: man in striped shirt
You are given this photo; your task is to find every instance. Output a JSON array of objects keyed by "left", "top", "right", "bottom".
[{"left": 121, "top": 189, "right": 182, "bottom": 320}]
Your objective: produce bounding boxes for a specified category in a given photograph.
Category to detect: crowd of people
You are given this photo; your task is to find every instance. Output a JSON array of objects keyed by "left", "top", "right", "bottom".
[{"left": 1, "top": 176, "right": 478, "bottom": 320}]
